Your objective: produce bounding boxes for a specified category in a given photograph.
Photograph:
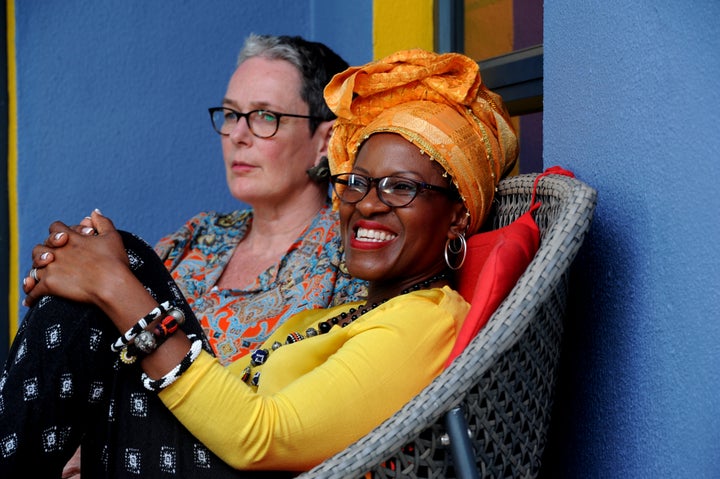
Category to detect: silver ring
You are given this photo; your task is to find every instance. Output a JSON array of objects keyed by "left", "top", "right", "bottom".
[{"left": 30, "top": 267, "right": 40, "bottom": 282}]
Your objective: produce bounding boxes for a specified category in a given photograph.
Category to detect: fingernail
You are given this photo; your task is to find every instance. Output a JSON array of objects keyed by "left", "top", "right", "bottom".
[
  {"left": 22, "top": 277, "right": 27, "bottom": 286},
  {"left": 82, "top": 227, "right": 95, "bottom": 235},
  {"left": 41, "top": 252, "right": 50, "bottom": 260},
  {"left": 94, "top": 208, "right": 103, "bottom": 215},
  {"left": 22, "top": 299, "right": 28, "bottom": 307},
  {"left": 54, "top": 232, "right": 65, "bottom": 240},
  {"left": 84, "top": 216, "right": 92, "bottom": 221}
]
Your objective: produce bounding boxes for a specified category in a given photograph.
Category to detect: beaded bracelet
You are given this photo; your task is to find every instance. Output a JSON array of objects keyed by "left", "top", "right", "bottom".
[
  {"left": 133, "top": 330, "right": 158, "bottom": 355},
  {"left": 118, "top": 307, "right": 186, "bottom": 364},
  {"left": 141, "top": 334, "right": 203, "bottom": 392},
  {"left": 111, "top": 301, "right": 171, "bottom": 352},
  {"left": 155, "top": 307, "right": 185, "bottom": 338}
]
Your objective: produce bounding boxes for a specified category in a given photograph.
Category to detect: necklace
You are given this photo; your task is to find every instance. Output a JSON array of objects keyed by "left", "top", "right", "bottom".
[{"left": 242, "top": 273, "right": 448, "bottom": 386}]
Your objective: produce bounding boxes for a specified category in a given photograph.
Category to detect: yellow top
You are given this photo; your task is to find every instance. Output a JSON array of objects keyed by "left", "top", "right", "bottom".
[{"left": 159, "top": 286, "right": 469, "bottom": 471}]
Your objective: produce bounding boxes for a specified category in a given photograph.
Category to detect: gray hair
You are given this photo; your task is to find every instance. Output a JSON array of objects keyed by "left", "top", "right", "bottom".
[{"left": 238, "top": 34, "right": 348, "bottom": 133}]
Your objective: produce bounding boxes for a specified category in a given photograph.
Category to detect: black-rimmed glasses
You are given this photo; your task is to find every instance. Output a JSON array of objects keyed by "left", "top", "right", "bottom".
[
  {"left": 208, "top": 107, "right": 322, "bottom": 138},
  {"left": 330, "top": 173, "right": 457, "bottom": 208}
]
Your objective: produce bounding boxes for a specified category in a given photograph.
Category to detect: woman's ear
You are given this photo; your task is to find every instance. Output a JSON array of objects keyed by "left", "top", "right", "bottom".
[
  {"left": 448, "top": 202, "right": 470, "bottom": 239},
  {"left": 314, "top": 119, "right": 335, "bottom": 160},
  {"left": 307, "top": 120, "right": 335, "bottom": 183}
]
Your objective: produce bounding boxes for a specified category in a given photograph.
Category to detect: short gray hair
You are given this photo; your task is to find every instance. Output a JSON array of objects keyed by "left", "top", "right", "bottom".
[{"left": 237, "top": 34, "right": 349, "bottom": 133}]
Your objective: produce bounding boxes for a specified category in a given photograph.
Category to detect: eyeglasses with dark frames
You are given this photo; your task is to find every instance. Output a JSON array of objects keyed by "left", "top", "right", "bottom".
[
  {"left": 208, "top": 107, "right": 323, "bottom": 139},
  {"left": 330, "top": 173, "right": 458, "bottom": 208}
]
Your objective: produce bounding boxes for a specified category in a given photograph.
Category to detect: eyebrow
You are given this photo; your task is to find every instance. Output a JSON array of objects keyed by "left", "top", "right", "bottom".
[
  {"left": 221, "top": 98, "right": 275, "bottom": 111},
  {"left": 352, "top": 167, "right": 426, "bottom": 179}
]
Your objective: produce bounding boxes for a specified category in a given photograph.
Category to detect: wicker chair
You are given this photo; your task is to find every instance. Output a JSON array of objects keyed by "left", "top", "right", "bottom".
[{"left": 297, "top": 171, "right": 598, "bottom": 479}]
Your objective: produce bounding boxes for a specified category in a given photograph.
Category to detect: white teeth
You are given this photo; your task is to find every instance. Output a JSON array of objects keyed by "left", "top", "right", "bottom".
[{"left": 355, "top": 227, "right": 397, "bottom": 242}]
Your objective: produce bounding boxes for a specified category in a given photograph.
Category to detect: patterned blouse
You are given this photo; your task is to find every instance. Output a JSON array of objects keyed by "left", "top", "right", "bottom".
[{"left": 154, "top": 202, "right": 367, "bottom": 365}]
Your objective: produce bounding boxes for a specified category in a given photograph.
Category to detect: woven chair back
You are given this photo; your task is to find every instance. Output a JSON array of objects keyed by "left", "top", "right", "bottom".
[{"left": 299, "top": 172, "right": 598, "bottom": 479}]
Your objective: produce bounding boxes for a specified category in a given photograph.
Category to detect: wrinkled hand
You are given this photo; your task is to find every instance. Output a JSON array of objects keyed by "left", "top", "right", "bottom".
[
  {"left": 22, "top": 210, "right": 130, "bottom": 308},
  {"left": 22, "top": 213, "right": 101, "bottom": 298}
]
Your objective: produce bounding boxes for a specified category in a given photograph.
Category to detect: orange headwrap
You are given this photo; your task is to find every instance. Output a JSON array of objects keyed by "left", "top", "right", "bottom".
[{"left": 324, "top": 49, "right": 518, "bottom": 234}]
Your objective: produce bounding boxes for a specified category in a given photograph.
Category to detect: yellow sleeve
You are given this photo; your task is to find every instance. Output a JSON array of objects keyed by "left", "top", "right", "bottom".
[{"left": 158, "top": 286, "right": 469, "bottom": 471}]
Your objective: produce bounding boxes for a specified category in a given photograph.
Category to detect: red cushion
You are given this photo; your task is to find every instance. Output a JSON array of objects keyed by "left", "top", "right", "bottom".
[{"left": 445, "top": 203, "right": 541, "bottom": 366}]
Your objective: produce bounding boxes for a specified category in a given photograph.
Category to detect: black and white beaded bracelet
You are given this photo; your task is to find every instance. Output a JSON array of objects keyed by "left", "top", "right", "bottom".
[
  {"left": 141, "top": 334, "right": 203, "bottom": 392},
  {"left": 117, "top": 307, "right": 187, "bottom": 365},
  {"left": 111, "top": 301, "right": 172, "bottom": 352}
]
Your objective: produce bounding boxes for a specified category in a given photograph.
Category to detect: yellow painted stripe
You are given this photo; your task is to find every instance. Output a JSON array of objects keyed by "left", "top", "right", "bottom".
[
  {"left": 6, "top": 0, "right": 19, "bottom": 340},
  {"left": 372, "top": 0, "right": 434, "bottom": 59}
]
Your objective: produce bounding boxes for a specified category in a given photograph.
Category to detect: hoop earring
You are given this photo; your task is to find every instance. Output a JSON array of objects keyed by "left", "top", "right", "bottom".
[
  {"left": 307, "top": 156, "right": 330, "bottom": 183},
  {"left": 444, "top": 233, "right": 467, "bottom": 271}
]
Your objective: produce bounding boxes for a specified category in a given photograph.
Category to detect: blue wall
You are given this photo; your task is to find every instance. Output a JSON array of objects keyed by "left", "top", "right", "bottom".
[
  {"left": 543, "top": 1, "right": 720, "bottom": 477},
  {"left": 12, "top": 0, "right": 372, "bottom": 318},
  {"left": 11, "top": 1, "right": 720, "bottom": 476}
]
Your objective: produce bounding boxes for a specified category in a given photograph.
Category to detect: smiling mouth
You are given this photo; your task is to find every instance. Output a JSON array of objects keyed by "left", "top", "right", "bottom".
[{"left": 355, "top": 227, "right": 397, "bottom": 243}]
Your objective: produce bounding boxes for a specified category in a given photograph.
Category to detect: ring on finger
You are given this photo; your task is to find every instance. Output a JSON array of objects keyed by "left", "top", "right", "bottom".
[{"left": 30, "top": 267, "right": 40, "bottom": 282}]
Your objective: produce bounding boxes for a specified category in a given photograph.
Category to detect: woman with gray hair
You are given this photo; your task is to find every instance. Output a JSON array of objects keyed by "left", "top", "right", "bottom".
[
  {"left": 9, "top": 48, "right": 516, "bottom": 477},
  {"left": 22, "top": 34, "right": 366, "bottom": 477},
  {"left": 29, "top": 33, "right": 366, "bottom": 366}
]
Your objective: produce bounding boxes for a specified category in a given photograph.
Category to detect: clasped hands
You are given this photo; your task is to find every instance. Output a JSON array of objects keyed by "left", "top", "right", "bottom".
[{"left": 22, "top": 209, "right": 130, "bottom": 308}]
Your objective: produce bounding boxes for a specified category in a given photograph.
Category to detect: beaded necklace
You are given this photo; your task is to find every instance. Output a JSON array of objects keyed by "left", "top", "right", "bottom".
[{"left": 242, "top": 273, "right": 448, "bottom": 386}]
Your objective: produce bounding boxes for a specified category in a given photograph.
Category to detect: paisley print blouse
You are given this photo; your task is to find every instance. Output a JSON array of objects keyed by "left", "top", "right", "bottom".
[{"left": 154, "top": 203, "right": 366, "bottom": 365}]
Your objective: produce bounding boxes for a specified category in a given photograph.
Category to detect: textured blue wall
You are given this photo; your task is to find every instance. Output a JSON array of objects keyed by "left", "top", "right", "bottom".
[
  {"left": 13, "top": 1, "right": 372, "bottom": 317},
  {"left": 13, "top": 1, "right": 720, "bottom": 475},
  {"left": 543, "top": 1, "right": 720, "bottom": 477}
]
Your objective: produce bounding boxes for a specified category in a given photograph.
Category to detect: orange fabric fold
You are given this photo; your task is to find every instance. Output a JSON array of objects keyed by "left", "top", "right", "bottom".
[{"left": 324, "top": 49, "right": 518, "bottom": 233}]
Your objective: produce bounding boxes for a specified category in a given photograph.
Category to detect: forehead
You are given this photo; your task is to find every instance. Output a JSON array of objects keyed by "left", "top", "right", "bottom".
[
  {"left": 354, "top": 133, "right": 446, "bottom": 180},
  {"left": 224, "top": 57, "right": 304, "bottom": 109}
]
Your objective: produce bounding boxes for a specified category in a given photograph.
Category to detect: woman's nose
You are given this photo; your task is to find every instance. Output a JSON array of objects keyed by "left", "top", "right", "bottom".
[
  {"left": 227, "top": 117, "right": 253, "bottom": 143},
  {"left": 353, "top": 184, "right": 392, "bottom": 216}
]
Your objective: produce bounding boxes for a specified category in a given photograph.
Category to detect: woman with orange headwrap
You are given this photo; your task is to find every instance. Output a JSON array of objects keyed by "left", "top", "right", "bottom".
[
  {"left": 325, "top": 48, "right": 517, "bottom": 235},
  {"left": 2, "top": 49, "right": 517, "bottom": 476}
]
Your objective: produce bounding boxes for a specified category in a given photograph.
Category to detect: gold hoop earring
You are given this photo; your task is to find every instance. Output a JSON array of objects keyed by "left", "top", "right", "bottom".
[{"left": 444, "top": 233, "right": 467, "bottom": 270}]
